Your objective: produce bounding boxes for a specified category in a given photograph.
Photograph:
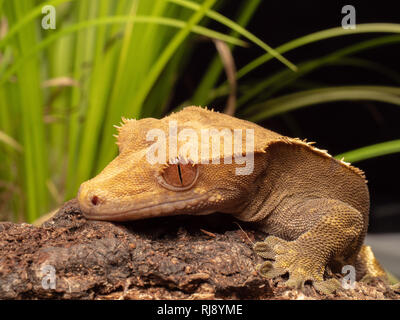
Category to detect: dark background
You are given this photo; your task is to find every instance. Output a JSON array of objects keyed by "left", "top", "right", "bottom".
[{"left": 172, "top": 0, "right": 400, "bottom": 234}]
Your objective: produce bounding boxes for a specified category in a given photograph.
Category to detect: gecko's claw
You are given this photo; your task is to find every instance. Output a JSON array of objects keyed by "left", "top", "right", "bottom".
[{"left": 255, "top": 236, "right": 340, "bottom": 294}]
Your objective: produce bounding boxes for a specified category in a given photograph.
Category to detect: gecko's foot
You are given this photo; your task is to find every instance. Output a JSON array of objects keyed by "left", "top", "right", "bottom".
[
  {"left": 313, "top": 278, "right": 342, "bottom": 295},
  {"left": 360, "top": 274, "right": 385, "bottom": 285},
  {"left": 391, "top": 282, "right": 400, "bottom": 293},
  {"left": 254, "top": 236, "right": 340, "bottom": 294}
]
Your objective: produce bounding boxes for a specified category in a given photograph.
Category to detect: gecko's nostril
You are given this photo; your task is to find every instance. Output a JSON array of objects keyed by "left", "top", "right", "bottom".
[{"left": 91, "top": 195, "right": 100, "bottom": 206}]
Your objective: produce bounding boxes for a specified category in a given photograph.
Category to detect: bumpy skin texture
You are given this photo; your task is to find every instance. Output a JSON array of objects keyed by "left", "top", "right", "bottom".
[{"left": 78, "top": 106, "right": 386, "bottom": 293}]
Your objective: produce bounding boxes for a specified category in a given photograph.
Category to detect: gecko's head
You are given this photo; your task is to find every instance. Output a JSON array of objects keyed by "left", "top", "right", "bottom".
[{"left": 77, "top": 106, "right": 266, "bottom": 221}]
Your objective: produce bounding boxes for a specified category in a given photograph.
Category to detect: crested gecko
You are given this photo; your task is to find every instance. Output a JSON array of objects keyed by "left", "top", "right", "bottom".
[{"left": 77, "top": 106, "right": 386, "bottom": 294}]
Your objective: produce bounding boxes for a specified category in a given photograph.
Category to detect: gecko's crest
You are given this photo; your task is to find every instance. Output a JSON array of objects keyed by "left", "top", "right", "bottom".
[{"left": 260, "top": 137, "right": 366, "bottom": 180}]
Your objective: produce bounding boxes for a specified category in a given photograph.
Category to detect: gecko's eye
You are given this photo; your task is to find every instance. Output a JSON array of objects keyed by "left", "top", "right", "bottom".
[{"left": 159, "top": 162, "right": 199, "bottom": 191}]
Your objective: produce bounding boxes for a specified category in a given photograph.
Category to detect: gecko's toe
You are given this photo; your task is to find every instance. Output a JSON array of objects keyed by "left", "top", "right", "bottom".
[
  {"left": 284, "top": 276, "right": 306, "bottom": 290},
  {"left": 257, "top": 261, "right": 287, "bottom": 279},
  {"left": 391, "top": 282, "right": 400, "bottom": 293},
  {"left": 254, "top": 236, "right": 288, "bottom": 260},
  {"left": 360, "top": 273, "right": 389, "bottom": 286},
  {"left": 313, "top": 278, "right": 342, "bottom": 295},
  {"left": 359, "top": 274, "right": 377, "bottom": 285},
  {"left": 254, "top": 242, "right": 275, "bottom": 260}
]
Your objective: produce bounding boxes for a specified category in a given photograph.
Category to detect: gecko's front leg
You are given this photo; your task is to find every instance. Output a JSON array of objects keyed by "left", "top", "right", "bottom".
[{"left": 253, "top": 198, "right": 365, "bottom": 294}]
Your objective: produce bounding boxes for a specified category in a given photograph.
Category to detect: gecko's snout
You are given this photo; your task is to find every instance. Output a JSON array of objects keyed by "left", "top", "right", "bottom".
[{"left": 77, "top": 183, "right": 104, "bottom": 216}]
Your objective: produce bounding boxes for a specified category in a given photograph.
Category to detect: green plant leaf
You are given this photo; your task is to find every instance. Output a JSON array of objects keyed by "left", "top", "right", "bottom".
[
  {"left": 244, "top": 86, "right": 400, "bottom": 122},
  {"left": 168, "top": 0, "right": 297, "bottom": 71},
  {"left": 191, "top": 0, "right": 261, "bottom": 106},
  {"left": 235, "top": 35, "right": 400, "bottom": 109},
  {"left": 0, "top": 15, "right": 248, "bottom": 86},
  {"left": 335, "top": 140, "right": 400, "bottom": 163},
  {"left": 0, "top": 0, "right": 75, "bottom": 49},
  {"left": 237, "top": 23, "right": 400, "bottom": 81},
  {"left": 0, "top": 131, "right": 22, "bottom": 152}
]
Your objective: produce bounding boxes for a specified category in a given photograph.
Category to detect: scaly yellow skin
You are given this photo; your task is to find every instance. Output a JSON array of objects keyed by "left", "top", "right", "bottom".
[{"left": 78, "top": 106, "right": 386, "bottom": 294}]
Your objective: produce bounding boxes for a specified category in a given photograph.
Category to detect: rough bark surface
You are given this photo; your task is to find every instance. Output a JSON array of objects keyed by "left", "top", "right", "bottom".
[{"left": 0, "top": 199, "right": 398, "bottom": 300}]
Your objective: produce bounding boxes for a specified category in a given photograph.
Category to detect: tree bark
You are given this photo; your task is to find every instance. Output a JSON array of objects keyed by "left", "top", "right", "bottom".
[{"left": 0, "top": 199, "right": 398, "bottom": 300}]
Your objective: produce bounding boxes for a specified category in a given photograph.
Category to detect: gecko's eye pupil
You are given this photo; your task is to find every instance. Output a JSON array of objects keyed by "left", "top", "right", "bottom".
[{"left": 162, "top": 163, "right": 198, "bottom": 188}]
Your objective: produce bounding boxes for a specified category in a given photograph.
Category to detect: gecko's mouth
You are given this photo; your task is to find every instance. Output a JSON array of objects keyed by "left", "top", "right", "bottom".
[{"left": 79, "top": 193, "right": 211, "bottom": 221}]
